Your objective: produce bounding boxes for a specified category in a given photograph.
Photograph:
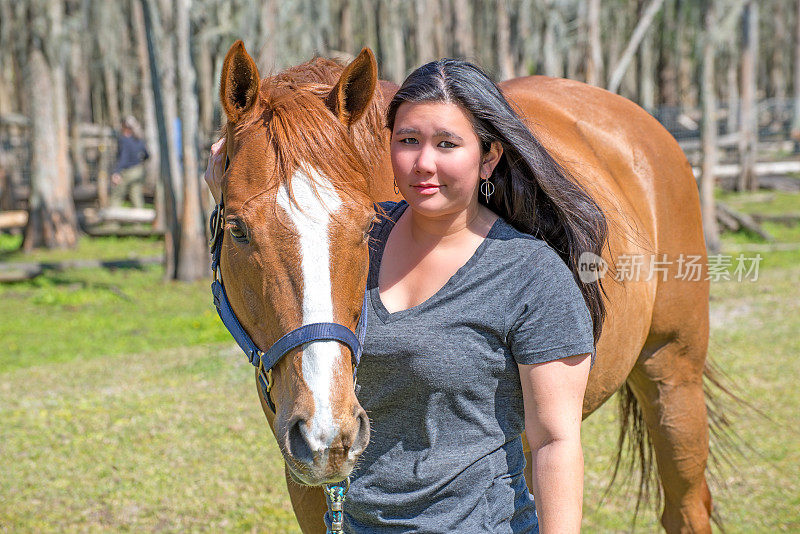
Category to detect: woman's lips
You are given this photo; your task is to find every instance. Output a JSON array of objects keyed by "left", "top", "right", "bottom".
[{"left": 412, "top": 184, "right": 441, "bottom": 195}]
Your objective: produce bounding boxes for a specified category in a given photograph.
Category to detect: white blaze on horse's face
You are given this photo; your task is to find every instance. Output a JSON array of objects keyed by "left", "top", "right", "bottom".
[{"left": 276, "top": 167, "right": 343, "bottom": 453}]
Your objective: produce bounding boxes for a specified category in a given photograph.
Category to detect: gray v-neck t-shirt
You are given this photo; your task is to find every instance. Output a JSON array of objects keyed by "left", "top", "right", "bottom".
[{"left": 336, "top": 201, "right": 595, "bottom": 533}]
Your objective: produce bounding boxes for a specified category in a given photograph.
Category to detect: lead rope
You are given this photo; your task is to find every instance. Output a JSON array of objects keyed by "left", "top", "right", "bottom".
[{"left": 324, "top": 478, "right": 350, "bottom": 533}]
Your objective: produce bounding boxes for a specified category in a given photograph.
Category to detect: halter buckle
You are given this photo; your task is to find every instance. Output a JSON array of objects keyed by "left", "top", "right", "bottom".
[
  {"left": 209, "top": 203, "right": 224, "bottom": 247},
  {"left": 257, "top": 354, "right": 272, "bottom": 394}
]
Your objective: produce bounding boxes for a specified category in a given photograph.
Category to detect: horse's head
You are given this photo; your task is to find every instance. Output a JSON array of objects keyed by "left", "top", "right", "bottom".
[{"left": 217, "top": 42, "right": 388, "bottom": 485}]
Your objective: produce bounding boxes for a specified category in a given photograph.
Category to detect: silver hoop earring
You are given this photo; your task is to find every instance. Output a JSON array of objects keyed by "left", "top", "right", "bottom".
[
  {"left": 480, "top": 178, "right": 494, "bottom": 202},
  {"left": 393, "top": 176, "right": 400, "bottom": 195}
]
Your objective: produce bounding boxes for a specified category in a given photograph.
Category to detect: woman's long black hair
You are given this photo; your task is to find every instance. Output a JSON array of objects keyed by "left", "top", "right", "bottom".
[{"left": 386, "top": 59, "right": 609, "bottom": 344}]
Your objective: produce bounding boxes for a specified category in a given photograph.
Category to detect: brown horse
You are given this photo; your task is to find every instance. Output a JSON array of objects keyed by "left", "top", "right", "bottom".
[{"left": 216, "top": 41, "right": 713, "bottom": 533}]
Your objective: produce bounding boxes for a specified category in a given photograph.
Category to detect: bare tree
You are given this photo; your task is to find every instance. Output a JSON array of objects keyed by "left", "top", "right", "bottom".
[
  {"left": 496, "top": 0, "right": 514, "bottom": 80},
  {"left": 737, "top": 0, "right": 758, "bottom": 191},
  {"left": 415, "top": 0, "right": 435, "bottom": 64},
  {"left": 700, "top": 0, "right": 720, "bottom": 253},
  {"left": 175, "top": 0, "right": 206, "bottom": 281},
  {"left": 586, "top": 0, "right": 604, "bottom": 86},
  {"left": 725, "top": 33, "right": 740, "bottom": 134},
  {"left": 142, "top": 0, "right": 181, "bottom": 278},
  {"left": 792, "top": 0, "right": 800, "bottom": 148},
  {"left": 542, "top": 2, "right": 564, "bottom": 77},
  {"left": 23, "top": 0, "right": 78, "bottom": 250},
  {"left": 338, "top": 0, "right": 354, "bottom": 55},
  {"left": 607, "top": 0, "right": 665, "bottom": 93},
  {"left": 378, "top": 0, "right": 406, "bottom": 82},
  {"left": 452, "top": 0, "right": 474, "bottom": 59},
  {"left": 131, "top": 0, "right": 160, "bottom": 200}
]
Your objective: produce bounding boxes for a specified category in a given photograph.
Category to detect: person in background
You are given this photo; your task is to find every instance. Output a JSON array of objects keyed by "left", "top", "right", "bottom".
[{"left": 110, "top": 116, "right": 149, "bottom": 208}]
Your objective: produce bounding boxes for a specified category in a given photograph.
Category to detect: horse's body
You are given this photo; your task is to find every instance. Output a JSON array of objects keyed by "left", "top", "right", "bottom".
[{"left": 217, "top": 43, "right": 712, "bottom": 533}]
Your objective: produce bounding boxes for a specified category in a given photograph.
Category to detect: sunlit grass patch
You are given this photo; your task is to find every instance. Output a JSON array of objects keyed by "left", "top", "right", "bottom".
[
  {"left": 0, "top": 345, "right": 301, "bottom": 533},
  {"left": 0, "top": 264, "right": 229, "bottom": 373}
]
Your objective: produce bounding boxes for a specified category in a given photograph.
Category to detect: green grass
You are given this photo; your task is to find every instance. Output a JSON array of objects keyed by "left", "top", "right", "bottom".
[
  {"left": 0, "top": 235, "right": 229, "bottom": 373},
  {"left": 0, "top": 234, "right": 163, "bottom": 263},
  {"left": 1, "top": 216, "right": 799, "bottom": 532},
  {"left": 715, "top": 187, "right": 800, "bottom": 216},
  {"left": 0, "top": 346, "right": 299, "bottom": 532}
]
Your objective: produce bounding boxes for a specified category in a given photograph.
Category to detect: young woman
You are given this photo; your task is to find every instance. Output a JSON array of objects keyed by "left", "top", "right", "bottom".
[{"left": 207, "top": 59, "right": 608, "bottom": 533}]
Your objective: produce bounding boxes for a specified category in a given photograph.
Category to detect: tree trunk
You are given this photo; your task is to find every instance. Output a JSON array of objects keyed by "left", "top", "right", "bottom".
[
  {"left": 175, "top": 0, "right": 206, "bottom": 281},
  {"left": 361, "top": 0, "right": 380, "bottom": 59},
  {"left": 131, "top": 0, "right": 160, "bottom": 202},
  {"left": 514, "top": 0, "right": 534, "bottom": 76},
  {"left": 586, "top": 0, "right": 604, "bottom": 86},
  {"left": 542, "top": 3, "right": 562, "bottom": 77},
  {"left": 142, "top": 0, "right": 180, "bottom": 278},
  {"left": 607, "top": 0, "right": 664, "bottom": 94},
  {"left": 69, "top": 28, "right": 91, "bottom": 185},
  {"left": 657, "top": 0, "right": 678, "bottom": 105},
  {"left": 637, "top": 0, "right": 657, "bottom": 111},
  {"left": 103, "top": 58, "right": 121, "bottom": 129},
  {"left": 676, "top": 1, "right": 696, "bottom": 108},
  {"left": 24, "top": 48, "right": 78, "bottom": 250},
  {"left": 792, "top": 0, "right": 800, "bottom": 147},
  {"left": 434, "top": 0, "right": 447, "bottom": 58},
  {"left": 0, "top": 0, "right": 13, "bottom": 115},
  {"left": 452, "top": 0, "right": 474, "bottom": 59},
  {"left": 379, "top": 0, "right": 406, "bottom": 83},
  {"left": 726, "top": 35, "right": 740, "bottom": 135},
  {"left": 257, "top": 0, "right": 278, "bottom": 72},
  {"left": 495, "top": 0, "right": 514, "bottom": 80},
  {"left": 738, "top": 0, "right": 758, "bottom": 191},
  {"left": 415, "top": 0, "right": 435, "bottom": 64},
  {"left": 700, "top": 1, "right": 720, "bottom": 253},
  {"left": 768, "top": 0, "right": 787, "bottom": 101},
  {"left": 338, "top": 0, "right": 353, "bottom": 54}
]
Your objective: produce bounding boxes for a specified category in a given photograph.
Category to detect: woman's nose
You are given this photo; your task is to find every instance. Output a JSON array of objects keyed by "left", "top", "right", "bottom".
[{"left": 413, "top": 145, "right": 436, "bottom": 175}]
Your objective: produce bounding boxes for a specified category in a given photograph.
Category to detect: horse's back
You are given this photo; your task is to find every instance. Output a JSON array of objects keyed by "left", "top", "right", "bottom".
[{"left": 499, "top": 75, "right": 709, "bottom": 412}]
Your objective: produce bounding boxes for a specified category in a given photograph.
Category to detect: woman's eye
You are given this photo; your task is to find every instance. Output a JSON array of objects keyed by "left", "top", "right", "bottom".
[
  {"left": 438, "top": 141, "right": 457, "bottom": 149},
  {"left": 398, "top": 137, "right": 418, "bottom": 145}
]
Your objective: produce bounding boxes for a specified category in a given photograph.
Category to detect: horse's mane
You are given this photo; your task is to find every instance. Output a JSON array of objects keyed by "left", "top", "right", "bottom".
[{"left": 231, "top": 57, "right": 386, "bottom": 204}]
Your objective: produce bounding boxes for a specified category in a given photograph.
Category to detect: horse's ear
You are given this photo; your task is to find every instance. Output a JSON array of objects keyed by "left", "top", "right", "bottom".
[
  {"left": 220, "top": 40, "right": 260, "bottom": 123},
  {"left": 327, "top": 47, "right": 378, "bottom": 126}
]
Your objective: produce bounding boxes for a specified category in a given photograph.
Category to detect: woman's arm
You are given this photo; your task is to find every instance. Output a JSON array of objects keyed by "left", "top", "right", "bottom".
[{"left": 518, "top": 352, "right": 591, "bottom": 534}]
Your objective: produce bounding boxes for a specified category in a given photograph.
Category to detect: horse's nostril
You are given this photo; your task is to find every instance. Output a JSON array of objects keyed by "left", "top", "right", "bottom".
[
  {"left": 287, "top": 418, "right": 314, "bottom": 464},
  {"left": 349, "top": 408, "right": 371, "bottom": 456}
]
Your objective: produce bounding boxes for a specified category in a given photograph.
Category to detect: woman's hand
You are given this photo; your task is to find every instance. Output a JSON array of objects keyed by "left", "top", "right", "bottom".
[{"left": 204, "top": 137, "right": 226, "bottom": 203}]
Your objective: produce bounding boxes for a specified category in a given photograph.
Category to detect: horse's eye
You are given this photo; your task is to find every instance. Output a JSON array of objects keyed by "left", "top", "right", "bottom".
[{"left": 228, "top": 220, "right": 249, "bottom": 242}]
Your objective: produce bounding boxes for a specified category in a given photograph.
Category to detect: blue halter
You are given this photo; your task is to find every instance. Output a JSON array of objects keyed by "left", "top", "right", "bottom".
[{"left": 209, "top": 200, "right": 367, "bottom": 413}]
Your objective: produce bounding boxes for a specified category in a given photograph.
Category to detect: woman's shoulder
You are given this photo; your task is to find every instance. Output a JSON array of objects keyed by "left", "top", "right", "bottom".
[
  {"left": 486, "top": 218, "right": 576, "bottom": 281},
  {"left": 489, "top": 217, "right": 550, "bottom": 257}
]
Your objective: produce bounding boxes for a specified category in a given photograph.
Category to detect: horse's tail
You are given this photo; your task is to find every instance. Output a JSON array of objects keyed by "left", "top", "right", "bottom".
[{"left": 606, "top": 358, "right": 749, "bottom": 530}]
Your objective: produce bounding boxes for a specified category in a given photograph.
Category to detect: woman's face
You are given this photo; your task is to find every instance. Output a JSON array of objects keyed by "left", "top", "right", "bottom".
[{"left": 390, "top": 101, "right": 500, "bottom": 219}]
